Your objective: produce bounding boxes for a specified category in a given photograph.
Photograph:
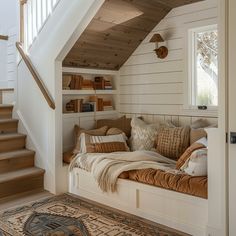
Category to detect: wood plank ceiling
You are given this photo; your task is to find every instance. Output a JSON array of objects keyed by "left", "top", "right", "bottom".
[{"left": 63, "top": 0, "right": 204, "bottom": 70}]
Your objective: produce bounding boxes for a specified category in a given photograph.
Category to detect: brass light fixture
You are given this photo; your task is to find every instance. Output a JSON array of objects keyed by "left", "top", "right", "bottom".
[{"left": 149, "top": 33, "right": 168, "bottom": 59}]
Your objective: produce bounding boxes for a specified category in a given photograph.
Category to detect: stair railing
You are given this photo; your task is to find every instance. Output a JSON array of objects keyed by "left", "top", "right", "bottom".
[
  {"left": 16, "top": 42, "right": 55, "bottom": 109},
  {"left": 20, "top": 0, "right": 61, "bottom": 48},
  {"left": 17, "top": 0, "right": 58, "bottom": 110}
]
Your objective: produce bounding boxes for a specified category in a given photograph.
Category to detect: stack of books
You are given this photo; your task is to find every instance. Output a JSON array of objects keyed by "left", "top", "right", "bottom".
[
  {"left": 104, "top": 78, "right": 112, "bottom": 90},
  {"left": 81, "top": 79, "right": 94, "bottom": 90},
  {"left": 89, "top": 96, "right": 113, "bottom": 111},
  {"left": 89, "top": 96, "right": 104, "bottom": 111},
  {"left": 103, "top": 100, "right": 113, "bottom": 111},
  {"left": 94, "top": 77, "right": 105, "bottom": 90},
  {"left": 69, "top": 75, "right": 83, "bottom": 90},
  {"left": 65, "top": 99, "right": 83, "bottom": 113},
  {"left": 81, "top": 102, "right": 95, "bottom": 112}
]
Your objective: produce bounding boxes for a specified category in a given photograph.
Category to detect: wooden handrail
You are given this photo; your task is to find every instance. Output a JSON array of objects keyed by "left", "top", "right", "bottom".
[
  {"left": 16, "top": 42, "right": 56, "bottom": 109},
  {"left": 0, "top": 35, "right": 8, "bottom": 41}
]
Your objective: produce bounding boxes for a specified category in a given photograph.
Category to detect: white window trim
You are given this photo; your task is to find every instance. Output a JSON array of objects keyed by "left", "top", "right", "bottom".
[{"left": 183, "top": 22, "right": 218, "bottom": 116}]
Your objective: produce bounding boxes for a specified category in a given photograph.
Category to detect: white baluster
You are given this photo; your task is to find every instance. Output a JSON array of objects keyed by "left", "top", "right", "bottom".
[
  {"left": 27, "top": 0, "right": 32, "bottom": 47},
  {"left": 47, "top": 0, "right": 52, "bottom": 16},
  {"left": 23, "top": 0, "right": 61, "bottom": 49},
  {"left": 42, "top": 0, "right": 47, "bottom": 24},
  {"left": 23, "top": 3, "right": 28, "bottom": 50},
  {"left": 31, "top": 0, "right": 37, "bottom": 41},
  {"left": 36, "top": 0, "right": 42, "bottom": 32}
]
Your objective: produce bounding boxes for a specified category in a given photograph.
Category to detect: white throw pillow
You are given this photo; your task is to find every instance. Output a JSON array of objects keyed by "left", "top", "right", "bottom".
[
  {"left": 129, "top": 117, "right": 171, "bottom": 151},
  {"left": 181, "top": 148, "right": 208, "bottom": 176}
]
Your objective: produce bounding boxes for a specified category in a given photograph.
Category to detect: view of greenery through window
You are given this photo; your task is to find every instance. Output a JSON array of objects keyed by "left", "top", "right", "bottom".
[{"left": 195, "top": 27, "right": 218, "bottom": 106}]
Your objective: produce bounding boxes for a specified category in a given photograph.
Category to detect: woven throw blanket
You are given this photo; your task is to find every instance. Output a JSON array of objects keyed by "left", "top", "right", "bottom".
[{"left": 69, "top": 151, "right": 178, "bottom": 192}]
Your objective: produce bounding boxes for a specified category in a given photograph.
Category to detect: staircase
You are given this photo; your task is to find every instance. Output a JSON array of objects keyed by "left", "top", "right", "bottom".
[{"left": 0, "top": 104, "right": 45, "bottom": 199}]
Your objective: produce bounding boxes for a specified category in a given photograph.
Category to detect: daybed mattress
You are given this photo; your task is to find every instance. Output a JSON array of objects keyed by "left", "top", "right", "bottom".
[
  {"left": 122, "top": 169, "right": 207, "bottom": 199},
  {"left": 65, "top": 151, "right": 207, "bottom": 199}
]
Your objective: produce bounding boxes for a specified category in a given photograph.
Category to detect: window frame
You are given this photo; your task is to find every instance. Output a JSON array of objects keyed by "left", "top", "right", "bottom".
[{"left": 187, "top": 24, "right": 218, "bottom": 111}]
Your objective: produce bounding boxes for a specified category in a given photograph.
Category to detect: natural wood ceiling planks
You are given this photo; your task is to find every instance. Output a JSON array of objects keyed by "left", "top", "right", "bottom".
[{"left": 63, "top": 0, "right": 204, "bottom": 70}]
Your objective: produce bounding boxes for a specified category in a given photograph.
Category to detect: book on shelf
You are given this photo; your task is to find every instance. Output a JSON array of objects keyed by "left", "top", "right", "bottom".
[
  {"left": 103, "top": 100, "right": 112, "bottom": 106},
  {"left": 94, "top": 77, "right": 105, "bottom": 90},
  {"left": 63, "top": 75, "right": 72, "bottom": 90},
  {"left": 103, "top": 106, "right": 114, "bottom": 111},
  {"left": 69, "top": 75, "right": 83, "bottom": 90},
  {"left": 65, "top": 99, "right": 83, "bottom": 113},
  {"left": 89, "top": 96, "right": 103, "bottom": 111},
  {"left": 81, "top": 102, "right": 95, "bottom": 112}
]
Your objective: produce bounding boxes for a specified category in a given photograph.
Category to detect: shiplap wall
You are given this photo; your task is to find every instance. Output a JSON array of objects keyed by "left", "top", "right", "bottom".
[{"left": 119, "top": 0, "right": 218, "bottom": 116}]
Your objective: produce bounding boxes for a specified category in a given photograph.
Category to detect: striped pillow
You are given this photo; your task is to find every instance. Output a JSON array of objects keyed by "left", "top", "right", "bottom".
[
  {"left": 73, "top": 125, "right": 108, "bottom": 154},
  {"left": 80, "top": 133, "right": 129, "bottom": 153}
]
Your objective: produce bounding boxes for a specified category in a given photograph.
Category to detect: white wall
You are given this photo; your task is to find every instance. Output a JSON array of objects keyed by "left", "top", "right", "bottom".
[
  {"left": 17, "top": 0, "right": 105, "bottom": 193},
  {"left": 0, "top": 0, "right": 19, "bottom": 88},
  {"left": 119, "top": 0, "right": 218, "bottom": 117}
]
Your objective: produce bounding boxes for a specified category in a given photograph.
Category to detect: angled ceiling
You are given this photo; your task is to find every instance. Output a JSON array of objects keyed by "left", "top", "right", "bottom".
[{"left": 63, "top": 0, "right": 203, "bottom": 70}]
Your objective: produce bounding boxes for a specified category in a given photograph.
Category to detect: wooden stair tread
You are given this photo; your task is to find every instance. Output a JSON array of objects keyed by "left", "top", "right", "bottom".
[
  {"left": 0, "top": 119, "right": 18, "bottom": 124},
  {"left": 0, "top": 105, "right": 14, "bottom": 108},
  {"left": 0, "top": 149, "right": 35, "bottom": 161},
  {"left": 0, "top": 167, "right": 45, "bottom": 183},
  {"left": 0, "top": 133, "right": 26, "bottom": 141}
]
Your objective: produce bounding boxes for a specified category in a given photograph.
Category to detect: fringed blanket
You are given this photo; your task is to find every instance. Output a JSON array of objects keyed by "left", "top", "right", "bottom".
[{"left": 69, "top": 151, "right": 179, "bottom": 192}]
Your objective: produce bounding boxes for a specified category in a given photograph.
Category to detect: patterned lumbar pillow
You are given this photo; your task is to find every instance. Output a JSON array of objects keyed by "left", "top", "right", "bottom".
[
  {"left": 180, "top": 148, "right": 208, "bottom": 176},
  {"left": 80, "top": 133, "right": 129, "bottom": 153},
  {"left": 156, "top": 126, "right": 190, "bottom": 160},
  {"left": 176, "top": 137, "right": 207, "bottom": 170},
  {"left": 73, "top": 125, "right": 108, "bottom": 154},
  {"left": 129, "top": 117, "right": 167, "bottom": 151}
]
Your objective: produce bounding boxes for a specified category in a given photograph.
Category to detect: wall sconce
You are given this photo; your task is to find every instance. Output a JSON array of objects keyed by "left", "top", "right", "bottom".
[{"left": 149, "top": 34, "right": 168, "bottom": 59}]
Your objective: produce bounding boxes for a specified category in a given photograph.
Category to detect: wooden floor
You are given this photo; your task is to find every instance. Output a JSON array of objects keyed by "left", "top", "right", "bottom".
[{"left": 0, "top": 190, "right": 53, "bottom": 211}]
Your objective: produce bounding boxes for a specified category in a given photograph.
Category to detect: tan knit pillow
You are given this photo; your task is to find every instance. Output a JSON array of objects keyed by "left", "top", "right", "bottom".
[
  {"left": 80, "top": 133, "right": 129, "bottom": 153},
  {"left": 96, "top": 116, "right": 132, "bottom": 137},
  {"left": 73, "top": 125, "right": 108, "bottom": 154},
  {"left": 176, "top": 142, "right": 206, "bottom": 170},
  {"left": 156, "top": 126, "right": 190, "bottom": 160}
]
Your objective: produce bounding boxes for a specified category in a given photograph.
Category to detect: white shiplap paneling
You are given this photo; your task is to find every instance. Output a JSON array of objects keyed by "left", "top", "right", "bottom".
[{"left": 119, "top": 0, "right": 218, "bottom": 116}]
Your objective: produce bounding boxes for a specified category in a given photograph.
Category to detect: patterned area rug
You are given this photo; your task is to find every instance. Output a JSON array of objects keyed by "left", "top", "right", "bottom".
[{"left": 0, "top": 194, "right": 189, "bottom": 236}]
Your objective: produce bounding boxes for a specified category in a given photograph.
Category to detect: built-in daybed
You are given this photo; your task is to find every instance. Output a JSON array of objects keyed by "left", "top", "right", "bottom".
[{"left": 68, "top": 114, "right": 217, "bottom": 236}]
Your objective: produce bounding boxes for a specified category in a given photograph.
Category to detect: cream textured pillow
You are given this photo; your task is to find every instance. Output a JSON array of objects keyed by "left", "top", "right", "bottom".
[
  {"left": 129, "top": 117, "right": 168, "bottom": 151},
  {"left": 181, "top": 148, "right": 208, "bottom": 176},
  {"left": 80, "top": 133, "right": 129, "bottom": 153},
  {"left": 73, "top": 125, "right": 108, "bottom": 154},
  {"left": 190, "top": 119, "right": 210, "bottom": 129},
  {"left": 156, "top": 126, "right": 190, "bottom": 160}
]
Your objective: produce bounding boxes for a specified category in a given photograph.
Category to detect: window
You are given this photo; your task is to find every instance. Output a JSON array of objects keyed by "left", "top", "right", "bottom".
[{"left": 189, "top": 25, "right": 218, "bottom": 108}]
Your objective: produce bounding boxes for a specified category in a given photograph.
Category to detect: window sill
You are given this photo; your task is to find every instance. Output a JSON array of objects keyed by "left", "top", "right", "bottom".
[{"left": 182, "top": 106, "right": 218, "bottom": 117}]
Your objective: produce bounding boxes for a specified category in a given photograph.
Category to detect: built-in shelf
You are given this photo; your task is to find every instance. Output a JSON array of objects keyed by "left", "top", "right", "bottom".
[
  {"left": 62, "top": 67, "right": 119, "bottom": 76},
  {"left": 62, "top": 90, "right": 117, "bottom": 95},
  {"left": 63, "top": 110, "right": 118, "bottom": 118}
]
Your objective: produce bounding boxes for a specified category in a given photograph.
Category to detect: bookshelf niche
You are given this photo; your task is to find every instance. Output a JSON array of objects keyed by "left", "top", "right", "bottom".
[
  {"left": 62, "top": 69, "right": 118, "bottom": 118},
  {"left": 62, "top": 68, "right": 119, "bottom": 153}
]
